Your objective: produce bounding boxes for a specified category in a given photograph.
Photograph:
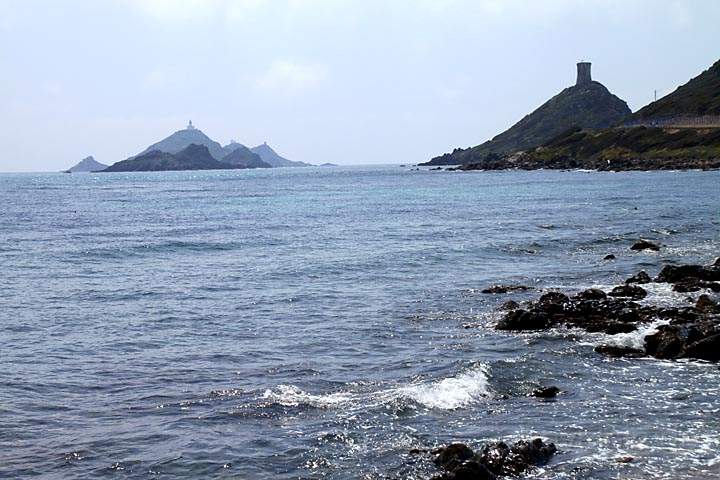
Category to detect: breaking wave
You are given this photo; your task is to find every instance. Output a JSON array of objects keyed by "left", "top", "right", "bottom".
[{"left": 261, "top": 364, "right": 492, "bottom": 412}]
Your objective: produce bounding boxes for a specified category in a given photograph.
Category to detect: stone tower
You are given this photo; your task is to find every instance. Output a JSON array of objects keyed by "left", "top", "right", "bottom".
[{"left": 576, "top": 62, "right": 592, "bottom": 86}]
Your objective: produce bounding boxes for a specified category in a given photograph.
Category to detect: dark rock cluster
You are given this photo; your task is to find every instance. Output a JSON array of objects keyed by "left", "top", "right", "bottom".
[
  {"left": 481, "top": 285, "right": 532, "bottom": 294},
  {"left": 495, "top": 258, "right": 720, "bottom": 361},
  {"left": 431, "top": 439, "right": 557, "bottom": 480}
]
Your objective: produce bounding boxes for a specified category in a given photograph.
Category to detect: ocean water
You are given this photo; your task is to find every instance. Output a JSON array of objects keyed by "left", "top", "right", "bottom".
[{"left": 0, "top": 166, "right": 719, "bottom": 479}]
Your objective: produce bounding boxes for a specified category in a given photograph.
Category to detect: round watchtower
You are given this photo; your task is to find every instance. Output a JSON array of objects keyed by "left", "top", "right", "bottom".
[{"left": 576, "top": 62, "right": 592, "bottom": 86}]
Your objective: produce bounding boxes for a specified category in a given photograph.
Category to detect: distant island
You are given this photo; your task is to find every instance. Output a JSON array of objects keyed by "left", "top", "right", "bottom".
[
  {"left": 425, "top": 59, "right": 720, "bottom": 171},
  {"left": 102, "top": 144, "right": 244, "bottom": 172},
  {"left": 66, "top": 121, "right": 312, "bottom": 173},
  {"left": 64, "top": 156, "right": 108, "bottom": 173}
]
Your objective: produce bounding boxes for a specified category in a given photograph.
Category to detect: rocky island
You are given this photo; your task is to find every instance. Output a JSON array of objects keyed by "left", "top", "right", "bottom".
[
  {"left": 101, "top": 144, "right": 240, "bottom": 172},
  {"left": 64, "top": 155, "right": 108, "bottom": 173},
  {"left": 72, "top": 121, "right": 311, "bottom": 173}
]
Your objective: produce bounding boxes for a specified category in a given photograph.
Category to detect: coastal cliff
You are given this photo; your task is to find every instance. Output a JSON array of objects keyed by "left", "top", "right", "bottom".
[{"left": 447, "top": 58, "right": 720, "bottom": 172}]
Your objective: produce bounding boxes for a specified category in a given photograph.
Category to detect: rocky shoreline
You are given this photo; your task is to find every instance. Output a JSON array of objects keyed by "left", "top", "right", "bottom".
[
  {"left": 494, "top": 255, "right": 720, "bottom": 361},
  {"left": 442, "top": 126, "right": 720, "bottom": 172},
  {"left": 412, "top": 248, "right": 719, "bottom": 480}
]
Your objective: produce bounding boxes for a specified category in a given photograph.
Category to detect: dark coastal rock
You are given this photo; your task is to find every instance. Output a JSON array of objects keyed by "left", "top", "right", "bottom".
[
  {"left": 644, "top": 326, "right": 686, "bottom": 359},
  {"left": 644, "top": 328, "right": 684, "bottom": 359},
  {"left": 671, "top": 278, "right": 720, "bottom": 293},
  {"left": 655, "top": 306, "right": 702, "bottom": 324},
  {"left": 656, "top": 264, "right": 720, "bottom": 283},
  {"left": 681, "top": 334, "right": 720, "bottom": 361},
  {"left": 536, "top": 292, "right": 570, "bottom": 314},
  {"left": 696, "top": 294, "right": 719, "bottom": 313},
  {"left": 434, "top": 443, "right": 475, "bottom": 470},
  {"left": 576, "top": 288, "right": 607, "bottom": 301},
  {"left": 590, "top": 322, "right": 638, "bottom": 335},
  {"left": 679, "top": 279, "right": 720, "bottom": 292},
  {"left": 608, "top": 285, "right": 647, "bottom": 300},
  {"left": 643, "top": 323, "right": 719, "bottom": 360},
  {"left": 672, "top": 279, "right": 704, "bottom": 293},
  {"left": 530, "top": 386, "right": 560, "bottom": 398},
  {"left": 595, "top": 344, "right": 646, "bottom": 358},
  {"left": 478, "top": 439, "right": 557, "bottom": 476},
  {"left": 498, "top": 300, "right": 520, "bottom": 311},
  {"left": 433, "top": 439, "right": 556, "bottom": 480},
  {"left": 494, "top": 261, "right": 720, "bottom": 362},
  {"left": 434, "top": 461, "right": 497, "bottom": 480},
  {"left": 631, "top": 240, "right": 660, "bottom": 252},
  {"left": 603, "top": 254, "right": 616, "bottom": 261},
  {"left": 496, "top": 309, "right": 550, "bottom": 331},
  {"left": 481, "top": 285, "right": 531, "bottom": 294},
  {"left": 714, "top": 257, "right": 720, "bottom": 267},
  {"left": 626, "top": 271, "right": 651, "bottom": 284}
]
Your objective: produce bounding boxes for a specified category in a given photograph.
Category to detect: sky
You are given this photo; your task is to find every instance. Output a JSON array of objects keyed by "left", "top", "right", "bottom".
[{"left": 0, "top": 0, "right": 719, "bottom": 172}]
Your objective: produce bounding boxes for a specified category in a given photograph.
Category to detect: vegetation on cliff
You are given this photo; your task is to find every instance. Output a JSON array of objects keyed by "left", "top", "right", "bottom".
[
  {"left": 456, "top": 126, "right": 720, "bottom": 171},
  {"left": 633, "top": 59, "right": 720, "bottom": 119}
]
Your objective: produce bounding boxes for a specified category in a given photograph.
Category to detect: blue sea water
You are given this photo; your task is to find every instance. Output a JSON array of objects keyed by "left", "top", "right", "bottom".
[{"left": 0, "top": 166, "right": 719, "bottom": 479}]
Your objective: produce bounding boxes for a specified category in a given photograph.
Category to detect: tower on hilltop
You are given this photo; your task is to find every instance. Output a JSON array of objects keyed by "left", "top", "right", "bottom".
[
  {"left": 186, "top": 120, "right": 195, "bottom": 130},
  {"left": 576, "top": 62, "right": 592, "bottom": 86}
]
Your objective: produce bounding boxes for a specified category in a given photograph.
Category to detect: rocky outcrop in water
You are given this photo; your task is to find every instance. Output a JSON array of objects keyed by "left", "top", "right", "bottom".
[
  {"left": 631, "top": 240, "right": 660, "bottom": 252},
  {"left": 64, "top": 155, "right": 108, "bottom": 173},
  {"left": 431, "top": 438, "right": 557, "bottom": 480},
  {"left": 495, "top": 257, "right": 720, "bottom": 362}
]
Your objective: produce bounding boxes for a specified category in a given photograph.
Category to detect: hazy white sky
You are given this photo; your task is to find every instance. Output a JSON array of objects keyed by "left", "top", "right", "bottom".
[{"left": 1, "top": 0, "right": 718, "bottom": 171}]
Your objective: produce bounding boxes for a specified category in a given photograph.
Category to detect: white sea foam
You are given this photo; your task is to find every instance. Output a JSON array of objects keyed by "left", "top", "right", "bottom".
[
  {"left": 261, "top": 365, "right": 492, "bottom": 411},
  {"left": 396, "top": 365, "right": 492, "bottom": 410},
  {"left": 601, "top": 320, "right": 669, "bottom": 350},
  {"left": 262, "top": 385, "right": 352, "bottom": 408}
]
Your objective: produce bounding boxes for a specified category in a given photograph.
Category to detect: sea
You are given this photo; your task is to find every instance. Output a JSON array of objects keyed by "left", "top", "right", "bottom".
[{"left": 1, "top": 166, "right": 718, "bottom": 479}]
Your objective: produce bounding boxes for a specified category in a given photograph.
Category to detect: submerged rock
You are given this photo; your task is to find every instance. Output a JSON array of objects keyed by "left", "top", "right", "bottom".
[
  {"left": 481, "top": 285, "right": 532, "bottom": 294},
  {"left": 631, "top": 240, "right": 660, "bottom": 251},
  {"left": 603, "top": 254, "right": 616, "bottom": 261},
  {"left": 530, "top": 386, "right": 560, "bottom": 398},
  {"left": 594, "top": 345, "right": 646, "bottom": 358}
]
